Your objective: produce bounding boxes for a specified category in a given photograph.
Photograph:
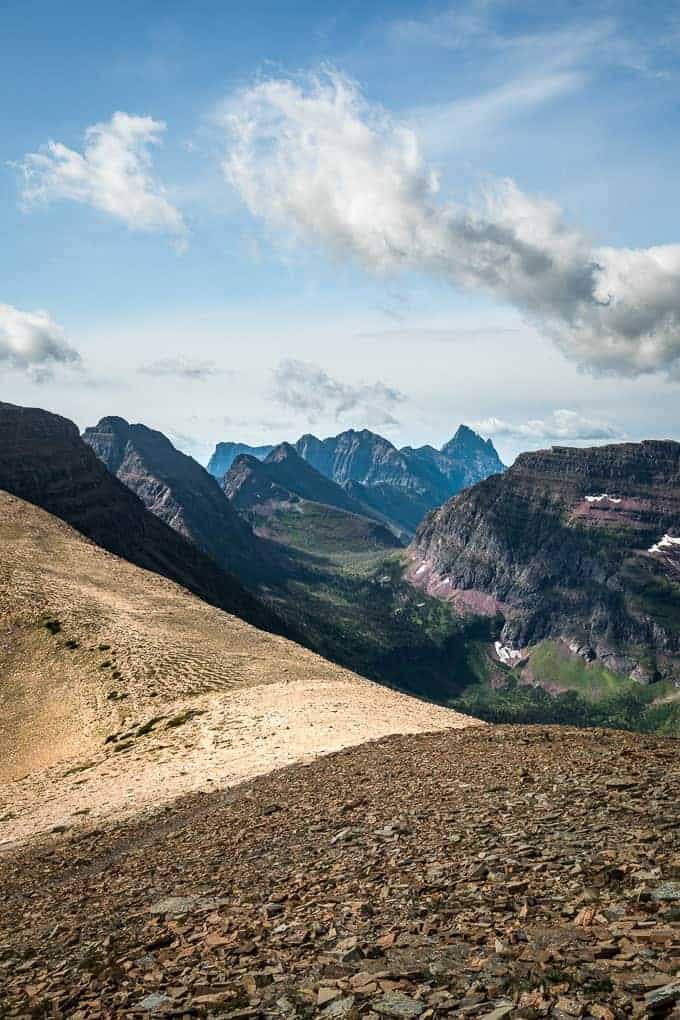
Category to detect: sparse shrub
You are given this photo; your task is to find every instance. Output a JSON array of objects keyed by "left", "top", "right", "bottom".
[
  {"left": 64, "top": 639, "right": 79, "bottom": 650},
  {"left": 166, "top": 708, "right": 204, "bottom": 729},
  {"left": 44, "top": 619, "right": 61, "bottom": 635},
  {"left": 136, "top": 716, "right": 164, "bottom": 737}
]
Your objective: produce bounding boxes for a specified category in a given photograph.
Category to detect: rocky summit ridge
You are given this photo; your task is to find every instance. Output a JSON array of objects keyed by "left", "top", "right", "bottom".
[{"left": 209, "top": 426, "right": 504, "bottom": 537}]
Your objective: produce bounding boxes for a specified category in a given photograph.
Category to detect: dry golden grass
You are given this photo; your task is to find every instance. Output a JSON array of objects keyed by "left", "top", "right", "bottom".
[{"left": 0, "top": 490, "right": 477, "bottom": 845}]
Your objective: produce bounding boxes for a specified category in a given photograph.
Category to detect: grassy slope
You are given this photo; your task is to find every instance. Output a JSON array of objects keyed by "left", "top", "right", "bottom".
[
  {"left": 248, "top": 500, "right": 400, "bottom": 558},
  {"left": 450, "top": 639, "right": 680, "bottom": 736}
]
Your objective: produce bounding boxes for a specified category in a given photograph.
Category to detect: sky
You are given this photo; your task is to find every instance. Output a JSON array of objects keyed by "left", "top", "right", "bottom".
[{"left": 2, "top": 0, "right": 680, "bottom": 464}]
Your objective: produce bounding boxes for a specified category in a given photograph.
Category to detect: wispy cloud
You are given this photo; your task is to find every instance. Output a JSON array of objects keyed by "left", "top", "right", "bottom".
[
  {"left": 222, "top": 68, "right": 680, "bottom": 379},
  {"left": 271, "top": 358, "right": 406, "bottom": 427},
  {"left": 474, "top": 409, "right": 623, "bottom": 444},
  {"left": 14, "top": 112, "right": 186, "bottom": 244},
  {"left": 139, "top": 355, "right": 219, "bottom": 380},
  {"left": 410, "top": 72, "right": 585, "bottom": 154},
  {"left": 0, "top": 303, "right": 81, "bottom": 382}
]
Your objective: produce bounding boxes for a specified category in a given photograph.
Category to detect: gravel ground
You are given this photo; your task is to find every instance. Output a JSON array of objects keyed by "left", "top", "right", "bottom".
[{"left": 1, "top": 725, "right": 679, "bottom": 1019}]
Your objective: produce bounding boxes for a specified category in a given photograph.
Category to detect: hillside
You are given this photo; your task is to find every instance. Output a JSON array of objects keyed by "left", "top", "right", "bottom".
[
  {"left": 0, "top": 489, "right": 473, "bottom": 842},
  {"left": 410, "top": 441, "right": 680, "bottom": 721},
  {"left": 0, "top": 402, "right": 283, "bottom": 635},
  {"left": 2, "top": 725, "right": 678, "bottom": 1017},
  {"left": 224, "top": 443, "right": 402, "bottom": 556},
  {"left": 83, "top": 416, "right": 269, "bottom": 582}
]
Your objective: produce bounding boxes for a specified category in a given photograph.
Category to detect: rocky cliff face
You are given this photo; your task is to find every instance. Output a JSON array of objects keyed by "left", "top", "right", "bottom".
[
  {"left": 0, "top": 403, "right": 286, "bottom": 636},
  {"left": 83, "top": 417, "right": 263, "bottom": 580},
  {"left": 207, "top": 442, "right": 274, "bottom": 479},
  {"left": 410, "top": 441, "right": 680, "bottom": 680}
]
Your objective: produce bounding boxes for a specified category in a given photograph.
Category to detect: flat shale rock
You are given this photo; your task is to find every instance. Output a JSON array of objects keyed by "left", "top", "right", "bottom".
[{"left": 0, "top": 725, "right": 678, "bottom": 1018}]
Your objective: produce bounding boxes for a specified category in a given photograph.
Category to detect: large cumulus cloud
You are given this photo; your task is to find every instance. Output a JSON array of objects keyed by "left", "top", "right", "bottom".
[
  {"left": 0, "top": 303, "right": 81, "bottom": 381},
  {"left": 222, "top": 69, "right": 680, "bottom": 379}
]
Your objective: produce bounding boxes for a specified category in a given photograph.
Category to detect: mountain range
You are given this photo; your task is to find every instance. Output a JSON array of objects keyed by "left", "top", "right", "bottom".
[
  {"left": 223, "top": 442, "right": 402, "bottom": 556},
  {"left": 2, "top": 398, "right": 679, "bottom": 735},
  {"left": 210, "top": 424, "right": 505, "bottom": 536}
]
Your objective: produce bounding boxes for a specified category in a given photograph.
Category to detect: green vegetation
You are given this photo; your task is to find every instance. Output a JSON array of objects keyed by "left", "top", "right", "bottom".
[
  {"left": 273, "top": 551, "right": 494, "bottom": 701},
  {"left": 621, "top": 556, "right": 680, "bottom": 632},
  {"left": 452, "top": 677, "right": 680, "bottom": 735},
  {"left": 251, "top": 501, "right": 399, "bottom": 559},
  {"left": 526, "top": 641, "right": 627, "bottom": 700}
]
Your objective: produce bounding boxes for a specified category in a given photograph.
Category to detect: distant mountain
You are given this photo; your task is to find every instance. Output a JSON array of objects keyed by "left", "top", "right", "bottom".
[
  {"left": 404, "top": 424, "right": 505, "bottom": 491},
  {"left": 224, "top": 443, "right": 402, "bottom": 555},
  {"left": 0, "top": 402, "right": 285, "bottom": 636},
  {"left": 295, "top": 426, "right": 504, "bottom": 535},
  {"left": 410, "top": 440, "right": 680, "bottom": 684},
  {"left": 207, "top": 442, "right": 274, "bottom": 478},
  {"left": 209, "top": 425, "right": 503, "bottom": 536},
  {"left": 83, "top": 416, "right": 264, "bottom": 581}
]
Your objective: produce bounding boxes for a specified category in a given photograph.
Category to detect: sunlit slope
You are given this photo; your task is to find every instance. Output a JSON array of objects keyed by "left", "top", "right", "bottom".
[{"left": 0, "top": 490, "right": 475, "bottom": 802}]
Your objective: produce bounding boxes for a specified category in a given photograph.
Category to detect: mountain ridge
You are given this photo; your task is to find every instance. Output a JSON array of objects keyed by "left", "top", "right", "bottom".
[
  {"left": 83, "top": 416, "right": 266, "bottom": 582},
  {"left": 410, "top": 439, "right": 680, "bottom": 682},
  {"left": 210, "top": 424, "right": 504, "bottom": 536},
  {"left": 0, "top": 402, "right": 285, "bottom": 636}
]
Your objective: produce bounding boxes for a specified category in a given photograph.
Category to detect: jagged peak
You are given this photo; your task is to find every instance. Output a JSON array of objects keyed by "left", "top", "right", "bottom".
[{"left": 265, "top": 441, "right": 300, "bottom": 464}]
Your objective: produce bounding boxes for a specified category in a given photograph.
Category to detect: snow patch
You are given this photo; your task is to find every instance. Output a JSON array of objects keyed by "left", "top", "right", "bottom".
[
  {"left": 494, "top": 641, "right": 523, "bottom": 666},
  {"left": 649, "top": 534, "right": 680, "bottom": 555},
  {"left": 585, "top": 494, "right": 622, "bottom": 504}
]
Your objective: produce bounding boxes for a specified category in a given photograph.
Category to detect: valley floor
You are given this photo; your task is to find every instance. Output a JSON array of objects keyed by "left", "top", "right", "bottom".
[{"left": 1, "top": 726, "right": 679, "bottom": 1018}]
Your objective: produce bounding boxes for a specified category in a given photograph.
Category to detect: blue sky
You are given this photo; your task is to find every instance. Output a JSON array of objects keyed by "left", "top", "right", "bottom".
[{"left": 2, "top": 0, "right": 680, "bottom": 462}]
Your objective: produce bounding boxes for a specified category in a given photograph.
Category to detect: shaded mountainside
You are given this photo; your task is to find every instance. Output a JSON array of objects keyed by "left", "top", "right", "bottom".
[
  {"left": 0, "top": 403, "right": 285, "bottom": 636},
  {"left": 294, "top": 429, "right": 453, "bottom": 533},
  {"left": 83, "top": 416, "right": 265, "bottom": 580},
  {"left": 207, "top": 441, "right": 274, "bottom": 478},
  {"left": 223, "top": 443, "right": 402, "bottom": 556},
  {"left": 225, "top": 442, "right": 374, "bottom": 516},
  {"left": 411, "top": 440, "right": 680, "bottom": 683},
  {"left": 3, "top": 726, "right": 679, "bottom": 1017}
]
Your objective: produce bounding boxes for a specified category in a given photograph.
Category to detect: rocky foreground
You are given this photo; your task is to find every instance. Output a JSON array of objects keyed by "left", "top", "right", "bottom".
[{"left": 1, "top": 726, "right": 679, "bottom": 1019}]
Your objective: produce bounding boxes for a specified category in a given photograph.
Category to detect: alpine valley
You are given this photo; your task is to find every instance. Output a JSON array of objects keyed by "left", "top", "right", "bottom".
[{"left": 10, "top": 401, "right": 674, "bottom": 736}]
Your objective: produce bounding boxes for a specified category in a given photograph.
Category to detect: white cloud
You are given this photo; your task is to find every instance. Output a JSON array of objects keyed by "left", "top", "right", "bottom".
[
  {"left": 0, "top": 303, "right": 81, "bottom": 381},
  {"left": 15, "top": 112, "right": 185, "bottom": 242},
  {"left": 474, "top": 409, "right": 623, "bottom": 444},
  {"left": 139, "top": 355, "right": 219, "bottom": 380},
  {"left": 271, "top": 358, "right": 405, "bottom": 427},
  {"left": 222, "top": 69, "right": 680, "bottom": 379},
  {"left": 410, "top": 71, "right": 585, "bottom": 153}
]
